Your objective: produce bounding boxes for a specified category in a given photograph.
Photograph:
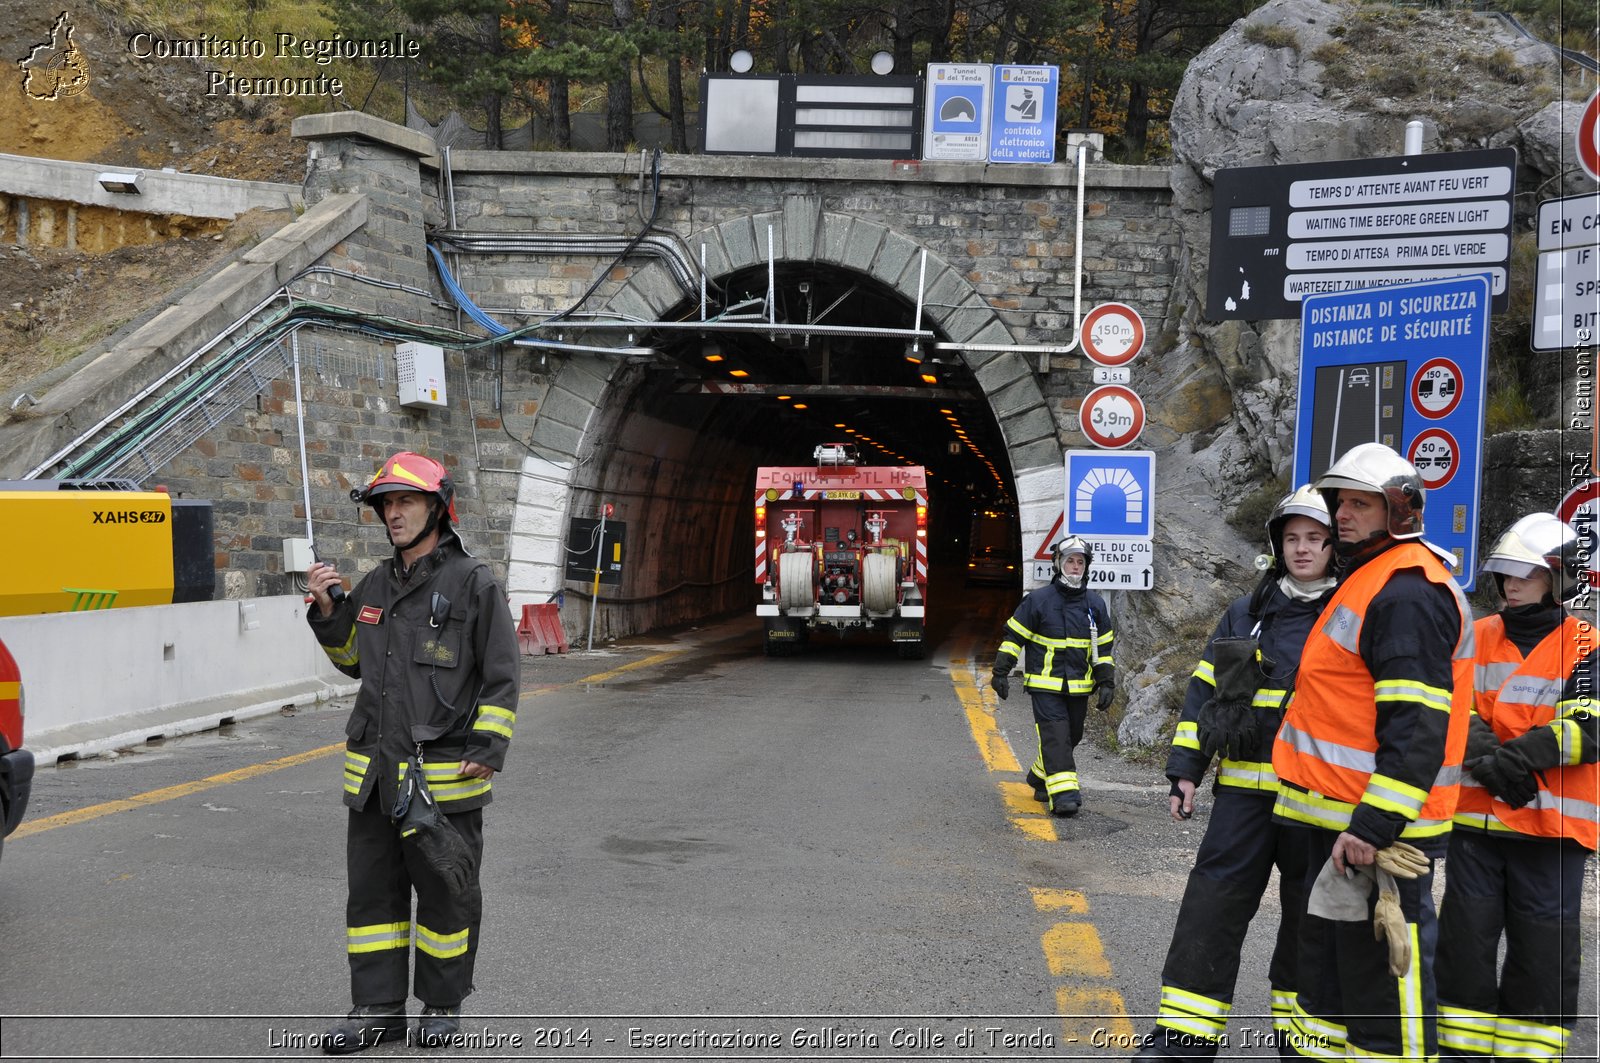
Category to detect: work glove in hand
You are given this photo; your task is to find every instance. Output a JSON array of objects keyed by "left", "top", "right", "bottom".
[
  {"left": 1372, "top": 872, "right": 1411, "bottom": 977},
  {"left": 1095, "top": 683, "right": 1115, "bottom": 712},
  {"left": 1465, "top": 716, "right": 1502, "bottom": 762},
  {"left": 990, "top": 672, "right": 1010, "bottom": 700},
  {"left": 1196, "top": 637, "right": 1263, "bottom": 761},
  {"left": 1372, "top": 840, "right": 1431, "bottom": 880},
  {"left": 1467, "top": 746, "right": 1539, "bottom": 808}
]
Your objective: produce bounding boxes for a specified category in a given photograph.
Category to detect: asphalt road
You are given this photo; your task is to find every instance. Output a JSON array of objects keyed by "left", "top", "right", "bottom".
[{"left": 0, "top": 585, "right": 1594, "bottom": 1062}]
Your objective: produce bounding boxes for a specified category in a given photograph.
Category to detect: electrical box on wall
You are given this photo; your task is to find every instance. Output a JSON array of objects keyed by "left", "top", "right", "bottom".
[{"left": 396, "top": 342, "right": 448, "bottom": 409}]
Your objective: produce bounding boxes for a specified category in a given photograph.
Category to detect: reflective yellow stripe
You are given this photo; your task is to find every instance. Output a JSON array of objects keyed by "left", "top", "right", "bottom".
[
  {"left": 1276, "top": 786, "right": 1451, "bottom": 837},
  {"left": 416, "top": 923, "right": 470, "bottom": 959},
  {"left": 1155, "top": 983, "right": 1229, "bottom": 1040},
  {"left": 428, "top": 776, "right": 492, "bottom": 802},
  {"left": 1363, "top": 773, "right": 1429, "bottom": 819},
  {"left": 473, "top": 704, "right": 515, "bottom": 739},
  {"left": 323, "top": 626, "right": 359, "bottom": 668},
  {"left": 1172, "top": 720, "right": 1200, "bottom": 752},
  {"left": 1495, "top": 1014, "right": 1568, "bottom": 1060},
  {"left": 1287, "top": 1000, "right": 1347, "bottom": 1059},
  {"left": 1217, "top": 760, "right": 1279, "bottom": 792},
  {"left": 347, "top": 921, "right": 410, "bottom": 954},
  {"left": 1439, "top": 1006, "right": 1497, "bottom": 1057},
  {"left": 1374, "top": 677, "right": 1452, "bottom": 714},
  {"left": 343, "top": 750, "right": 369, "bottom": 795},
  {"left": 1193, "top": 660, "right": 1216, "bottom": 686}
]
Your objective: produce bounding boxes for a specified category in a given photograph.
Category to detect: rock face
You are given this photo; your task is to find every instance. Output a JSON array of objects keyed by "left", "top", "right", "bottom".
[{"left": 1115, "top": 0, "right": 1579, "bottom": 751}]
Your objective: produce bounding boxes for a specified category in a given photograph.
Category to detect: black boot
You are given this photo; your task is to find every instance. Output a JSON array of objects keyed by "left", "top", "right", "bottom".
[
  {"left": 321, "top": 1003, "right": 407, "bottom": 1055},
  {"left": 416, "top": 1004, "right": 463, "bottom": 1046},
  {"left": 1052, "top": 791, "right": 1081, "bottom": 817}
]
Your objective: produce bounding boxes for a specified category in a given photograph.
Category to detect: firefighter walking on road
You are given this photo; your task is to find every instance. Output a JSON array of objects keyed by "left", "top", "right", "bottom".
[
  {"left": 1437, "top": 513, "right": 1599, "bottom": 1062},
  {"left": 990, "top": 536, "right": 1115, "bottom": 816},
  {"left": 1136, "top": 486, "right": 1336, "bottom": 1060},
  {"left": 1270, "top": 443, "right": 1473, "bottom": 1061},
  {"left": 305, "top": 452, "right": 521, "bottom": 1054}
]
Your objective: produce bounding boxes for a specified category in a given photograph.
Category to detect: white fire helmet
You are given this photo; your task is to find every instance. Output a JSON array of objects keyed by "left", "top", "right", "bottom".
[{"left": 1482, "top": 512, "right": 1586, "bottom": 604}]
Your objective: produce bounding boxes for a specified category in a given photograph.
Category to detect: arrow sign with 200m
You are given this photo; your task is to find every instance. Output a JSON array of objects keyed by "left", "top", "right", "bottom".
[{"left": 1079, "top": 384, "right": 1145, "bottom": 448}]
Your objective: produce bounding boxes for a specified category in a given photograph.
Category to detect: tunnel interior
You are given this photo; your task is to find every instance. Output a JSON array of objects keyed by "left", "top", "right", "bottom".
[{"left": 571, "top": 258, "right": 1025, "bottom": 642}]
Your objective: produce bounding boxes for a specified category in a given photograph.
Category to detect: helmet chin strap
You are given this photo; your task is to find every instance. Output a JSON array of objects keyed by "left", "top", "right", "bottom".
[{"left": 1056, "top": 572, "right": 1085, "bottom": 589}]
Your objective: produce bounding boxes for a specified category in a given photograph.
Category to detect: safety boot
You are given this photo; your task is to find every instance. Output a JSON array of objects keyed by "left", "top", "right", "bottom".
[
  {"left": 1052, "top": 791, "right": 1081, "bottom": 817},
  {"left": 321, "top": 1003, "right": 406, "bottom": 1055},
  {"left": 416, "top": 1004, "right": 463, "bottom": 1046}
]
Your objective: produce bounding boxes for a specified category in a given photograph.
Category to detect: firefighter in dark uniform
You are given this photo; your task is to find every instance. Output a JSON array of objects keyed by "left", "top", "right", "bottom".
[
  {"left": 1271, "top": 443, "right": 1473, "bottom": 1061},
  {"left": 989, "top": 536, "right": 1115, "bottom": 817},
  {"left": 305, "top": 452, "right": 521, "bottom": 1053},
  {"left": 1437, "top": 513, "right": 1598, "bottom": 1062},
  {"left": 1136, "top": 486, "right": 1336, "bottom": 1059}
]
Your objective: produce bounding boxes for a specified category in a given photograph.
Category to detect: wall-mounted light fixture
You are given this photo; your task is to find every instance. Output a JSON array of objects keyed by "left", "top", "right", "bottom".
[{"left": 97, "top": 171, "right": 143, "bottom": 194}]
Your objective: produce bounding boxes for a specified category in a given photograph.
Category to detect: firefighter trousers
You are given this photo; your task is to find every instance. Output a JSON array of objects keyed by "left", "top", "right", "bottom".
[
  {"left": 1025, "top": 691, "right": 1087, "bottom": 809},
  {"left": 1285, "top": 828, "right": 1440, "bottom": 1061},
  {"left": 1436, "top": 830, "right": 1589, "bottom": 1062},
  {"left": 1148, "top": 788, "right": 1307, "bottom": 1055},
  {"left": 345, "top": 802, "right": 484, "bottom": 1008}
]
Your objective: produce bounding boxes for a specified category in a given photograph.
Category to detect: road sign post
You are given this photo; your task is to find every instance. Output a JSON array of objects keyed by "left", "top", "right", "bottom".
[
  {"left": 1062, "top": 449, "right": 1155, "bottom": 590},
  {"left": 923, "top": 64, "right": 991, "bottom": 161},
  {"left": 1294, "top": 274, "right": 1492, "bottom": 584},
  {"left": 988, "top": 65, "right": 1057, "bottom": 163},
  {"left": 1207, "top": 148, "right": 1516, "bottom": 320}
]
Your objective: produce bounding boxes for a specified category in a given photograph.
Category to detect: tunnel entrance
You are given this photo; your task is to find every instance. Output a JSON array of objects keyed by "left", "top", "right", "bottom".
[{"left": 634, "top": 261, "right": 1019, "bottom": 571}]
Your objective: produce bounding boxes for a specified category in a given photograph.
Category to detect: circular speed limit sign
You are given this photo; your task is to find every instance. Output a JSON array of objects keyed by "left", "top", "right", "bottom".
[
  {"left": 1078, "top": 384, "right": 1146, "bottom": 449},
  {"left": 1407, "top": 429, "right": 1460, "bottom": 490},
  {"left": 1579, "top": 90, "right": 1600, "bottom": 183},
  {"left": 1411, "top": 358, "right": 1463, "bottom": 419},
  {"left": 1079, "top": 303, "right": 1146, "bottom": 367}
]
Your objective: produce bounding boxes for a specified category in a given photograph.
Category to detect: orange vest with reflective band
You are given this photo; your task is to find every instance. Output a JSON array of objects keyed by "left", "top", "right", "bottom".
[
  {"left": 1455, "top": 616, "right": 1525, "bottom": 818},
  {"left": 1272, "top": 542, "right": 1473, "bottom": 838},
  {"left": 1460, "top": 616, "right": 1599, "bottom": 850}
]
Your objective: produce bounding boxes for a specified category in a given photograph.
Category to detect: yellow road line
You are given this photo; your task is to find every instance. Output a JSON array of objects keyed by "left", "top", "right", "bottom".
[
  {"left": 11, "top": 743, "right": 342, "bottom": 838},
  {"left": 949, "top": 650, "right": 1054, "bottom": 842},
  {"left": 19, "top": 650, "right": 691, "bottom": 838}
]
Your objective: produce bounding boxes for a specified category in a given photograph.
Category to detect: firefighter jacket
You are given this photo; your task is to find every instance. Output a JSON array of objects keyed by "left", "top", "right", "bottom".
[
  {"left": 1455, "top": 612, "right": 1600, "bottom": 849},
  {"left": 308, "top": 531, "right": 521, "bottom": 817},
  {"left": 995, "top": 580, "right": 1114, "bottom": 696},
  {"left": 1271, "top": 540, "right": 1472, "bottom": 851},
  {"left": 1167, "top": 578, "right": 1332, "bottom": 794}
]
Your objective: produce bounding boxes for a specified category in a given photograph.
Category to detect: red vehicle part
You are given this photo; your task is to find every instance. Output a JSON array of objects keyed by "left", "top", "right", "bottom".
[
  {"left": 754, "top": 448, "right": 928, "bottom": 658},
  {"left": 0, "top": 636, "right": 33, "bottom": 861}
]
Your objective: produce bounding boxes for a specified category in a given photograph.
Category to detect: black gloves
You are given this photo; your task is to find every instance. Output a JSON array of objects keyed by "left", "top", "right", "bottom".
[
  {"left": 1196, "top": 637, "right": 1263, "bottom": 762},
  {"left": 990, "top": 672, "right": 1010, "bottom": 700},
  {"left": 1464, "top": 717, "right": 1502, "bottom": 762},
  {"left": 1467, "top": 743, "right": 1540, "bottom": 808},
  {"left": 1096, "top": 683, "right": 1115, "bottom": 712}
]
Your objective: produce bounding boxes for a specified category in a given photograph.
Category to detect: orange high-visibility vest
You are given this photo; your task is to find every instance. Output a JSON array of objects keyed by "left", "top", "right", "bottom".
[
  {"left": 1455, "top": 615, "right": 1526, "bottom": 819},
  {"left": 1272, "top": 542, "right": 1473, "bottom": 839},
  {"left": 1459, "top": 616, "right": 1600, "bottom": 850}
]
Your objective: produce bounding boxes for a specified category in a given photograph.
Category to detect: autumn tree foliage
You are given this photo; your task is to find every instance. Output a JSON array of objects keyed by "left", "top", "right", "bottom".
[{"left": 330, "top": 0, "right": 1262, "bottom": 160}]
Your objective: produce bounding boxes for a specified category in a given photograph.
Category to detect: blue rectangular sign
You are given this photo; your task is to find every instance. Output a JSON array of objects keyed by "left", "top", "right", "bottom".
[
  {"left": 988, "top": 65, "right": 1057, "bottom": 164},
  {"left": 1292, "top": 273, "right": 1491, "bottom": 587}
]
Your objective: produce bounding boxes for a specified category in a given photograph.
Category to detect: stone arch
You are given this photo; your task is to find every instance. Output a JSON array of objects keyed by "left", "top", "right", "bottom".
[{"left": 507, "top": 205, "right": 1067, "bottom": 617}]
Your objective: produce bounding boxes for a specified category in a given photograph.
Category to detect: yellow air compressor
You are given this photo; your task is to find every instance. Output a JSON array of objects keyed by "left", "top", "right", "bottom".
[{"left": 0, "top": 480, "right": 215, "bottom": 616}]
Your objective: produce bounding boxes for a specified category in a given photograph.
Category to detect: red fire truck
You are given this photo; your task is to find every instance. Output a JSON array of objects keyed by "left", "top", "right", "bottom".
[{"left": 754, "top": 444, "right": 928, "bottom": 658}]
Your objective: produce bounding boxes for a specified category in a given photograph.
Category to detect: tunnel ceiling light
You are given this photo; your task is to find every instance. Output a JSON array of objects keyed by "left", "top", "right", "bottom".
[
  {"left": 834, "top": 423, "right": 846, "bottom": 428},
  {"left": 919, "top": 373, "right": 938, "bottom": 385},
  {"left": 729, "top": 369, "right": 749, "bottom": 377},
  {"left": 938, "top": 408, "right": 953, "bottom": 415},
  {"left": 777, "top": 394, "right": 791, "bottom": 400},
  {"left": 793, "top": 402, "right": 808, "bottom": 409}
]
